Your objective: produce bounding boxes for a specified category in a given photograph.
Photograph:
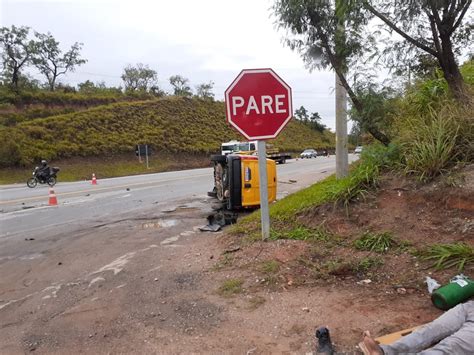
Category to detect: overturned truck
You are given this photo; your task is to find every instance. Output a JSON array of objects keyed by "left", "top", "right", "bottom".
[{"left": 208, "top": 154, "right": 277, "bottom": 210}]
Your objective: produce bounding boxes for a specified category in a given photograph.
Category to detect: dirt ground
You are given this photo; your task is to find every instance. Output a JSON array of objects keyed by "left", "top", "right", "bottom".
[{"left": 1, "top": 167, "right": 473, "bottom": 354}]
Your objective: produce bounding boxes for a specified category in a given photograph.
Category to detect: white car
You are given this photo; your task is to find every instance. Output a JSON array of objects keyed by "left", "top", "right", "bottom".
[
  {"left": 354, "top": 146, "right": 363, "bottom": 154},
  {"left": 300, "top": 149, "right": 318, "bottom": 158}
]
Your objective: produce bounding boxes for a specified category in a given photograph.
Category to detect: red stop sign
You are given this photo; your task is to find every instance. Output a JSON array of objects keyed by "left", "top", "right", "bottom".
[{"left": 225, "top": 68, "right": 293, "bottom": 140}]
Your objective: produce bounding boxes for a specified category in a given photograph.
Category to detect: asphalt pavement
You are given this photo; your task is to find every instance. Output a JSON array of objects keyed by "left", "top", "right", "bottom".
[{"left": 0, "top": 155, "right": 357, "bottom": 238}]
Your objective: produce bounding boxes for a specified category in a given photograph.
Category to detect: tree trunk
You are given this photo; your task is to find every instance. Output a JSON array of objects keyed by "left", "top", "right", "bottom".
[
  {"left": 11, "top": 67, "right": 19, "bottom": 91},
  {"left": 438, "top": 33, "right": 468, "bottom": 102}
]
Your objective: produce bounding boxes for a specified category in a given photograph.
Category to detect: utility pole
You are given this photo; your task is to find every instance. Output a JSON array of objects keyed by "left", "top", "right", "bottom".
[
  {"left": 335, "top": 74, "right": 348, "bottom": 178},
  {"left": 335, "top": 0, "right": 348, "bottom": 178}
]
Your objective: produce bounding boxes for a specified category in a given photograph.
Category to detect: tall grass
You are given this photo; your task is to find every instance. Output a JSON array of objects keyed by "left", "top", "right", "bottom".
[
  {"left": 421, "top": 243, "right": 474, "bottom": 271},
  {"left": 327, "top": 144, "right": 399, "bottom": 210},
  {"left": 396, "top": 61, "right": 473, "bottom": 181},
  {"left": 401, "top": 107, "right": 461, "bottom": 181},
  {"left": 354, "top": 231, "right": 395, "bottom": 253}
]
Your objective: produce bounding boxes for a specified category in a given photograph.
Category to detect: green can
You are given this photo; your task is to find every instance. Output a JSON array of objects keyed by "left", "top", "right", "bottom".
[{"left": 431, "top": 275, "right": 474, "bottom": 310}]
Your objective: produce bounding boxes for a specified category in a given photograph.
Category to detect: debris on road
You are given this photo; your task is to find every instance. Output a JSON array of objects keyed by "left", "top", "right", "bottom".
[
  {"left": 199, "top": 224, "right": 221, "bottom": 232},
  {"left": 199, "top": 210, "right": 237, "bottom": 232}
]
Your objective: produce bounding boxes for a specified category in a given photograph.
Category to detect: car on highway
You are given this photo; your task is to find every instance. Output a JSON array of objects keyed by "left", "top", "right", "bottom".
[
  {"left": 300, "top": 149, "right": 318, "bottom": 159},
  {"left": 354, "top": 146, "right": 363, "bottom": 154}
]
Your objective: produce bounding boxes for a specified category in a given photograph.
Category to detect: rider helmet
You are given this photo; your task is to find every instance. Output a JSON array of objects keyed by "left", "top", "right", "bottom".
[{"left": 41, "top": 160, "right": 47, "bottom": 166}]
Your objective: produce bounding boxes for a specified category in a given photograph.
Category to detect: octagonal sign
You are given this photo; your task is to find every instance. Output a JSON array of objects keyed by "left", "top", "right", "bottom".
[{"left": 225, "top": 68, "right": 293, "bottom": 140}]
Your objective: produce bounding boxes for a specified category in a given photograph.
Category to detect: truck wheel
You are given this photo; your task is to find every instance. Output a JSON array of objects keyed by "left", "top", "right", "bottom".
[
  {"left": 279, "top": 158, "right": 286, "bottom": 164},
  {"left": 210, "top": 155, "right": 227, "bottom": 163}
]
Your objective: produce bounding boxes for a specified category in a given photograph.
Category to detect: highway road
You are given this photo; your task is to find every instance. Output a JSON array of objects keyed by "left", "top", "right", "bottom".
[{"left": 0, "top": 156, "right": 357, "bottom": 238}]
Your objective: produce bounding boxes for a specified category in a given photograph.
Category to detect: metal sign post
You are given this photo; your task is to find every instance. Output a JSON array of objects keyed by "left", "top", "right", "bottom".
[
  {"left": 257, "top": 140, "right": 270, "bottom": 240},
  {"left": 145, "top": 144, "right": 149, "bottom": 169},
  {"left": 138, "top": 144, "right": 142, "bottom": 163}
]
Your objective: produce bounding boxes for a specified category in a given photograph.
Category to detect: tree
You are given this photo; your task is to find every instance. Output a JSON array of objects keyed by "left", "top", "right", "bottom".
[
  {"left": 294, "top": 105, "right": 309, "bottom": 123},
  {"left": 169, "top": 75, "right": 192, "bottom": 97},
  {"left": 309, "top": 111, "right": 327, "bottom": 132},
  {"left": 361, "top": 0, "right": 472, "bottom": 101},
  {"left": 273, "top": 0, "right": 391, "bottom": 145},
  {"left": 78, "top": 80, "right": 123, "bottom": 95},
  {"left": 349, "top": 82, "right": 398, "bottom": 143},
  {"left": 195, "top": 81, "right": 215, "bottom": 100},
  {"left": 77, "top": 79, "right": 96, "bottom": 93},
  {"left": 32, "top": 32, "right": 86, "bottom": 91},
  {"left": 121, "top": 63, "right": 158, "bottom": 92},
  {"left": 0, "top": 25, "right": 36, "bottom": 91}
]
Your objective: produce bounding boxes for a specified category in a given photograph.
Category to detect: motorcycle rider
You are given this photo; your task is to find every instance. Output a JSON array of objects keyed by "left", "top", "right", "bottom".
[{"left": 37, "top": 160, "right": 51, "bottom": 182}]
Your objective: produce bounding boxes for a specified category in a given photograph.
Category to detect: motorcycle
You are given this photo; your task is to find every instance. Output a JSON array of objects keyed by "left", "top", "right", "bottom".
[{"left": 27, "top": 167, "right": 60, "bottom": 188}]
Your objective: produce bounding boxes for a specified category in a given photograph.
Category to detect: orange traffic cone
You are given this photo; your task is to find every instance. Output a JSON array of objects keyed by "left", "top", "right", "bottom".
[
  {"left": 48, "top": 188, "right": 58, "bottom": 206},
  {"left": 91, "top": 173, "right": 97, "bottom": 185}
]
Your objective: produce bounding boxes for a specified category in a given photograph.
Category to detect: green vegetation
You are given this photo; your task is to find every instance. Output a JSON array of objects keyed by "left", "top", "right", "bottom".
[
  {"left": 355, "top": 256, "right": 384, "bottom": 273},
  {"left": 0, "top": 90, "right": 157, "bottom": 126},
  {"left": 421, "top": 243, "right": 474, "bottom": 271},
  {"left": 217, "top": 279, "right": 243, "bottom": 297},
  {"left": 270, "top": 224, "right": 333, "bottom": 242},
  {"left": 236, "top": 144, "right": 398, "bottom": 230},
  {"left": 260, "top": 260, "right": 280, "bottom": 274},
  {"left": 212, "top": 254, "right": 235, "bottom": 271},
  {"left": 394, "top": 60, "right": 474, "bottom": 181},
  {"left": 0, "top": 96, "right": 333, "bottom": 169},
  {"left": 354, "top": 231, "right": 395, "bottom": 253}
]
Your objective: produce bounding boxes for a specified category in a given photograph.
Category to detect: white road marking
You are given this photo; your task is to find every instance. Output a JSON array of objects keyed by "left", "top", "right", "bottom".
[
  {"left": 161, "top": 235, "right": 180, "bottom": 245},
  {"left": 88, "top": 276, "right": 105, "bottom": 287},
  {"left": 91, "top": 251, "right": 136, "bottom": 276},
  {"left": 42, "top": 285, "right": 61, "bottom": 298},
  {"left": 0, "top": 293, "right": 35, "bottom": 310}
]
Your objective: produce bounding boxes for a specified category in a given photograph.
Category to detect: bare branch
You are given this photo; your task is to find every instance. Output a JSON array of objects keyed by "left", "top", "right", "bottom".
[
  {"left": 427, "top": 12, "right": 444, "bottom": 63},
  {"left": 427, "top": 0, "right": 443, "bottom": 28},
  {"left": 362, "top": 1, "right": 438, "bottom": 57},
  {"left": 450, "top": 0, "right": 472, "bottom": 34}
]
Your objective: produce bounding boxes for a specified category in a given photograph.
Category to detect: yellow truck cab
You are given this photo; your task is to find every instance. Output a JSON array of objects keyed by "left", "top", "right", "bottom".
[{"left": 209, "top": 154, "right": 276, "bottom": 210}]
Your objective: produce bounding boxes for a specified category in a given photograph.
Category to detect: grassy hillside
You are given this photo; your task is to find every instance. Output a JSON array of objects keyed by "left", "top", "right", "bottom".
[
  {"left": 0, "top": 89, "right": 157, "bottom": 126},
  {"left": 0, "top": 96, "right": 333, "bottom": 168}
]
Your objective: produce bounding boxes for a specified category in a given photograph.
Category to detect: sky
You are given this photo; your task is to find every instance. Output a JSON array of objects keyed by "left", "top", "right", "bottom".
[{"left": 1, "top": 0, "right": 340, "bottom": 130}]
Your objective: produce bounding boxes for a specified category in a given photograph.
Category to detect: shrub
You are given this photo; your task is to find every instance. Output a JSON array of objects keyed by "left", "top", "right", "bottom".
[
  {"left": 0, "top": 136, "right": 22, "bottom": 167},
  {"left": 400, "top": 106, "right": 463, "bottom": 181}
]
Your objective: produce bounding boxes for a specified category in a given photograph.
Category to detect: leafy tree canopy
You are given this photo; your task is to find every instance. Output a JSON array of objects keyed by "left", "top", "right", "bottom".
[
  {"left": 361, "top": 0, "right": 472, "bottom": 101},
  {"left": 195, "top": 81, "right": 214, "bottom": 100},
  {"left": 0, "top": 25, "right": 36, "bottom": 90},
  {"left": 33, "top": 32, "right": 86, "bottom": 91},
  {"left": 121, "top": 63, "right": 158, "bottom": 92},
  {"left": 169, "top": 75, "right": 192, "bottom": 97}
]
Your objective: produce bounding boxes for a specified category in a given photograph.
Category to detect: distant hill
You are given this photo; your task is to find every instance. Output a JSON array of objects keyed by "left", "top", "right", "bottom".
[{"left": 0, "top": 96, "right": 334, "bottom": 167}]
